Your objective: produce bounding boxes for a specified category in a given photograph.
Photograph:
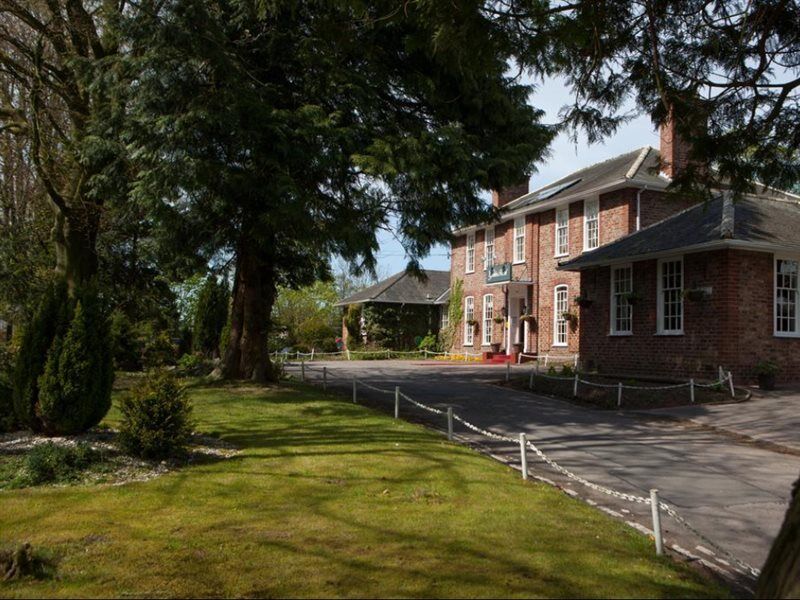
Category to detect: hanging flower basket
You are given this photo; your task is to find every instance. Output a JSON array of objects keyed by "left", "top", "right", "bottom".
[
  {"left": 574, "top": 295, "right": 593, "bottom": 308},
  {"left": 620, "top": 291, "right": 642, "bottom": 305},
  {"left": 683, "top": 288, "right": 709, "bottom": 302},
  {"left": 493, "top": 316, "right": 505, "bottom": 324}
]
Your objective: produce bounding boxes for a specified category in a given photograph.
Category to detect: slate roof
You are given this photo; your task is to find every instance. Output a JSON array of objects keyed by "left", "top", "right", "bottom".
[
  {"left": 560, "top": 195, "right": 800, "bottom": 271},
  {"left": 504, "top": 147, "right": 666, "bottom": 211},
  {"left": 335, "top": 270, "right": 451, "bottom": 306}
]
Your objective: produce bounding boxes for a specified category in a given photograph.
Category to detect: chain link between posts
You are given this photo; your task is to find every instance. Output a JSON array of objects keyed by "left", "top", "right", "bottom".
[{"left": 290, "top": 362, "right": 759, "bottom": 579}]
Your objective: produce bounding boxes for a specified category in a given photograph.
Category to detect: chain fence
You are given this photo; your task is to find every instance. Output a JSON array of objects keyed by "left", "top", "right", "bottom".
[
  {"left": 290, "top": 361, "right": 760, "bottom": 580},
  {"left": 273, "top": 348, "right": 484, "bottom": 362}
]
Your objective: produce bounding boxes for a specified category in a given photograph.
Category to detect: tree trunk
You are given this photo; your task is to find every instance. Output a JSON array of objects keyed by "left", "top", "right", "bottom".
[
  {"left": 221, "top": 239, "right": 276, "bottom": 382},
  {"left": 758, "top": 476, "right": 800, "bottom": 598},
  {"left": 52, "top": 208, "right": 99, "bottom": 293}
]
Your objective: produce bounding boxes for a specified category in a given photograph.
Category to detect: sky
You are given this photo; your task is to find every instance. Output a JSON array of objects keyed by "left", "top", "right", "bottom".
[{"left": 373, "top": 76, "right": 663, "bottom": 275}]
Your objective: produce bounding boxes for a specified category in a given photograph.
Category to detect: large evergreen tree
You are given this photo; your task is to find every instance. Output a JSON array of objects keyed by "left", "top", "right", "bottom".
[
  {"left": 516, "top": 0, "right": 800, "bottom": 197},
  {"left": 125, "top": 0, "right": 554, "bottom": 381}
]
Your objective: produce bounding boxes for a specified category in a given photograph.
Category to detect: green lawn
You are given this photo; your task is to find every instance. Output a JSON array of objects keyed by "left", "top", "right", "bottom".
[{"left": 0, "top": 382, "right": 727, "bottom": 598}]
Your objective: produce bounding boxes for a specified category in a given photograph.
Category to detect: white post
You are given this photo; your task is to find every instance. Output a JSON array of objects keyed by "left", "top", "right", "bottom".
[
  {"left": 689, "top": 378, "right": 695, "bottom": 403},
  {"left": 728, "top": 371, "right": 735, "bottom": 398},
  {"left": 347, "top": 348, "right": 351, "bottom": 361},
  {"left": 464, "top": 350, "right": 468, "bottom": 363},
  {"left": 387, "top": 349, "right": 390, "bottom": 359},
  {"left": 529, "top": 370, "right": 534, "bottom": 390},
  {"left": 447, "top": 407, "right": 453, "bottom": 441},
  {"left": 519, "top": 433, "right": 528, "bottom": 480},
  {"left": 617, "top": 382, "right": 623, "bottom": 407},
  {"left": 506, "top": 361, "right": 511, "bottom": 382},
  {"left": 301, "top": 360, "right": 305, "bottom": 382},
  {"left": 311, "top": 349, "right": 315, "bottom": 361},
  {"left": 352, "top": 379, "right": 357, "bottom": 403},
  {"left": 323, "top": 366, "right": 328, "bottom": 392},
  {"left": 573, "top": 374, "right": 579, "bottom": 398},
  {"left": 394, "top": 386, "right": 400, "bottom": 419},
  {"left": 423, "top": 349, "right": 428, "bottom": 359},
  {"left": 718, "top": 365, "right": 724, "bottom": 382},
  {"left": 650, "top": 489, "right": 663, "bottom": 556},
  {"left": 544, "top": 355, "right": 549, "bottom": 368}
]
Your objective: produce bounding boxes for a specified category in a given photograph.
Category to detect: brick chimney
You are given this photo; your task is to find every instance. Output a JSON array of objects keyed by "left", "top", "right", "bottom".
[
  {"left": 659, "top": 104, "right": 707, "bottom": 180},
  {"left": 491, "top": 180, "right": 530, "bottom": 208}
]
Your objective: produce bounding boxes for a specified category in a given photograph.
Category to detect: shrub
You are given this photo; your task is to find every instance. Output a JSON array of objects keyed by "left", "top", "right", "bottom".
[
  {"left": 118, "top": 371, "right": 193, "bottom": 460},
  {"left": 22, "top": 442, "right": 99, "bottom": 485},
  {"left": 417, "top": 333, "right": 440, "bottom": 353},
  {"left": 0, "top": 377, "right": 13, "bottom": 433},
  {"left": 193, "top": 276, "right": 229, "bottom": 357},
  {"left": 560, "top": 364, "right": 575, "bottom": 377},
  {"left": 138, "top": 325, "right": 177, "bottom": 369},
  {"left": 109, "top": 310, "right": 142, "bottom": 371},
  {"left": 176, "top": 353, "right": 213, "bottom": 377},
  {"left": 0, "top": 344, "right": 15, "bottom": 432},
  {"left": 37, "top": 294, "right": 115, "bottom": 435},
  {"left": 13, "top": 282, "right": 70, "bottom": 431}
]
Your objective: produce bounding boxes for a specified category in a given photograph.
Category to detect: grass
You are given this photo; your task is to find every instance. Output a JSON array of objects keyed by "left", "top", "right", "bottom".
[{"left": 0, "top": 381, "right": 728, "bottom": 598}]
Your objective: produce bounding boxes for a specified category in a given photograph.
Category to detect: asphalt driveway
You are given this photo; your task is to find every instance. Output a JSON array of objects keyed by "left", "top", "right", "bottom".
[{"left": 289, "top": 360, "right": 799, "bottom": 585}]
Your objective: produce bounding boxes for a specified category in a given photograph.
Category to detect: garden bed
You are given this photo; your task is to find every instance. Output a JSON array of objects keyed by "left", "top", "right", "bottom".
[
  {"left": 506, "top": 371, "right": 747, "bottom": 410},
  {"left": 0, "top": 429, "right": 238, "bottom": 490}
]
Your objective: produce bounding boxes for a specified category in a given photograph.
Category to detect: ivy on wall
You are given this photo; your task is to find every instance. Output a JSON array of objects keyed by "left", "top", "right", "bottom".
[{"left": 440, "top": 278, "right": 463, "bottom": 351}]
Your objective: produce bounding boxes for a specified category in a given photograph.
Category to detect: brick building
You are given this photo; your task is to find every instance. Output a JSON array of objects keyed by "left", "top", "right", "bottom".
[
  {"left": 561, "top": 194, "right": 800, "bottom": 382},
  {"left": 448, "top": 121, "right": 798, "bottom": 379}
]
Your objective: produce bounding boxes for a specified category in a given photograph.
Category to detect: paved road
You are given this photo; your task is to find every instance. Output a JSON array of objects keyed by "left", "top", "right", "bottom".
[
  {"left": 291, "top": 360, "right": 799, "bottom": 584},
  {"left": 650, "top": 388, "right": 800, "bottom": 451}
]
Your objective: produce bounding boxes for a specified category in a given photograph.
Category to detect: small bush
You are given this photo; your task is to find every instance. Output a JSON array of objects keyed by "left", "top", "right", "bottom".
[
  {"left": 23, "top": 442, "right": 99, "bottom": 485},
  {"left": 118, "top": 371, "right": 193, "bottom": 460},
  {"left": 417, "top": 333, "right": 440, "bottom": 353},
  {"left": 0, "top": 344, "right": 15, "bottom": 432},
  {"left": 560, "top": 364, "right": 575, "bottom": 377},
  {"left": 139, "top": 328, "right": 177, "bottom": 369},
  {"left": 176, "top": 353, "right": 213, "bottom": 377},
  {"left": 37, "top": 295, "right": 115, "bottom": 435}
]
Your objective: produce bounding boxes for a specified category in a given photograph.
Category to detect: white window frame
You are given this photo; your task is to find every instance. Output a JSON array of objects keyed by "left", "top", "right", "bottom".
[
  {"left": 464, "top": 296, "right": 475, "bottom": 346},
  {"left": 553, "top": 285, "right": 568, "bottom": 347},
  {"left": 513, "top": 217, "right": 526, "bottom": 264},
  {"left": 657, "top": 257, "right": 684, "bottom": 335},
  {"left": 482, "top": 294, "right": 494, "bottom": 346},
  {"left": 484, "top": 227, "right": 495, "bottom": 271},
  {"left": 610, "top": 264, "right": 633, "bottom": 335},
  {"left": 583, "top": 198, "right": 600, "bottom": 252},
  {"left": 555, "top": 207, "right": 569, "bottom": 257},
  {"left": 465, "top": 232, "right": 475, "bottom": 273},
  {"left": 775, "top": 255, "right": 800, "bottom": 337}
]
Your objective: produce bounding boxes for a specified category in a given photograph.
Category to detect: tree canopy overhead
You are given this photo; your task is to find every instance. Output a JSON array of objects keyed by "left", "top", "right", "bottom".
[{"left": 512, "top": 0, "right": 800, "bottom": 197}]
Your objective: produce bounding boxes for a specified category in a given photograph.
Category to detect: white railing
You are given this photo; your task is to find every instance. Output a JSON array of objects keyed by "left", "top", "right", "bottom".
[{"left": 288, "top": 362, "right": 758, "bottom": 580}]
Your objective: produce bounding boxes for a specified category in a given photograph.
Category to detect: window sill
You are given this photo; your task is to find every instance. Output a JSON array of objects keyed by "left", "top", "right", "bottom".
[
  {"left": 608, "top": 332, "right": 633, "bottom": 337},
  {"left": 554, "top": 253, "right": 569, "bottom": 259},
  {"left": 465, "top": 270, "right": 475, "bottom": 275},
  {"left": 583, "top": 247, "right": 599, "bottom": 254},
  {"left": 512, "top": 260, "right": 526, "bottom": 265},
  {"left": 552, "top": 343, "right": 568, "bottom": 348},
  {"left": 654, "top": 332, "right": 684, "bottom": 336},
  {"left": 774, "top": 332, "right": 800, "bottom": 338}
]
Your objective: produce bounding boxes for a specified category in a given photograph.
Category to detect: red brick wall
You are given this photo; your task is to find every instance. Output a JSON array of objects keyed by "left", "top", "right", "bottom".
[
  {"left": 577, "top": 249, "right": 800, "bottom": 382},
  {"left": 449, "top": 185, "right": 703, "bottom": 359}
]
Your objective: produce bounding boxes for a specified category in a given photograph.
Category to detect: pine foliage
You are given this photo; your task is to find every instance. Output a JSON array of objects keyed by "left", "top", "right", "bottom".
[
  {"left": 13, "top": 283, "right": 114, "bottom": 434},
  {"left": 192, "top": 276, "right": 229, "bottom": 357}
]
